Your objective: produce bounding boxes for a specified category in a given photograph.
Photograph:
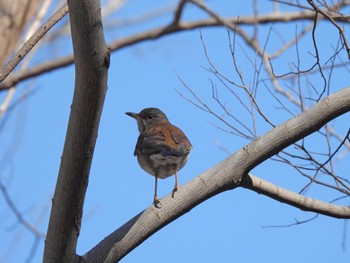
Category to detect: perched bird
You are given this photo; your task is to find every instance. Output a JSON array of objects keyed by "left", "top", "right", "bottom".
[{"left": 126, "top": 107, "right": 192, "bottom": 207}]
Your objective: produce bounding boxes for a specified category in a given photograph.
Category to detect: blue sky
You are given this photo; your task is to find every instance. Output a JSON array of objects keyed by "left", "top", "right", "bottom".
[{"left": 1, "top": 0, "right": 350, "bottom": 262}]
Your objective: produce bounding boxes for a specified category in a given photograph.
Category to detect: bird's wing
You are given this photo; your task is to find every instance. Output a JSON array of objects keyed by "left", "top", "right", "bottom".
[{"left": 135, "top": 123, "right": 192, "bottom": 157}]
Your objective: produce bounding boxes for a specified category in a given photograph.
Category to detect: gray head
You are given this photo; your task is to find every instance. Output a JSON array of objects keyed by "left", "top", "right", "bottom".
[{"left": 126, "top": 107, "right": 169, "bottom": 132}]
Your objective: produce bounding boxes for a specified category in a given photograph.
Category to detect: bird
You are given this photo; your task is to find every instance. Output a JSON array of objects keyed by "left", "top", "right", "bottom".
[{"left": 126, "top": 107, "right": 192, "bottom": 207}]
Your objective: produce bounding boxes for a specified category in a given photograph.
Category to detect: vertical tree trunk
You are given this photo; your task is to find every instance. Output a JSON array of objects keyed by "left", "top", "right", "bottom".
[{"left": 43, "top": 0, "right": 109, "bottom": 261}]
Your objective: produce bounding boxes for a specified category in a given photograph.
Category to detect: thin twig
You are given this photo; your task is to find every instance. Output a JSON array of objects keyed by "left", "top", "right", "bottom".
[
  {"left": 262, "top": 214, "right": 319, "bottom": 228},
  {"left": 0, "top": 181, "right": 45, "bottom": 238},
  {"left": 307, "top": 0, "right": 350, "bottom": 59}
]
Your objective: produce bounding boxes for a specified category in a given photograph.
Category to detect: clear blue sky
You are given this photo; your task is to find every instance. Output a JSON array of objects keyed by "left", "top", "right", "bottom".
[{"left": 1, "top": 1, "right": 349, "bottom": 262}]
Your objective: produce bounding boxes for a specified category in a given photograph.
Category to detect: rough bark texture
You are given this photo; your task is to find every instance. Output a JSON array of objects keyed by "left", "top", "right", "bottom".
[
  {"left": 43, "top": 0, "right": 109, "bottom": 262},
  {"left": 83, "top": 87, "right": 350, "bottom": 262},
  {"left": 0, "top": 0, "right": 40, "bottom": 66}
]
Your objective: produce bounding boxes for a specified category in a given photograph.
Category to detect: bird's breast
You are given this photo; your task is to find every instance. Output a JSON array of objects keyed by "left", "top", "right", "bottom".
[{"left": 137, "top": 153, "right": 189, "bottom": 179}]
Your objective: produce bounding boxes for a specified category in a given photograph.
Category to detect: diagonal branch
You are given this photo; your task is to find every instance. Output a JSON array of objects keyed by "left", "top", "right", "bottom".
[
  {"left": 83, "top": 87, "right": 350, "bottom": 262},
  {"left": 0, "top": 181, "right": 45, "bottom": 238},
  {"left": 0, "top": 3, "right": 69, "bottom": 84},
  {"left": 172, "top": 0, "right": 188, "bottom": 26},
  {"left": 240, "top": 173, "right": 350, "bottom": 217}
]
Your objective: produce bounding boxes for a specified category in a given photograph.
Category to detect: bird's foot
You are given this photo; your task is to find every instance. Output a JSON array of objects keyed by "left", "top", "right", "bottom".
[
  {"left": 171, "top": 185, "right": 178, "bottom": 198},
  {"left": 153, "top": 197, "right": 162, "bottom": 208}
]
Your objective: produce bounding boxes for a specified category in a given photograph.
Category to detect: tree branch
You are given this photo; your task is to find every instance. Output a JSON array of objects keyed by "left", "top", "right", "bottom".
[
  {"left": 307, "top": 0, "right": 350, "bottom": 59},
  {"left": 0, "top": 54, "right": 73, "bottom": 90},
  {"left": 0, "top": 3, "right": 69, "bottom": 84},
  {"left": 0, "top": 181, "right": 45, "bottom": 238},
  {"left": 172, "top": 0, "right": 188, "bottom": 26},
  {"left": 83, "top": 87, "right": 350, "bottom": 262},
  {"left": 0, "top": 8, "right": 333, "bottom": 91},
  {"left": 240, "top": 173, "right": 350, "bottom": 217},
  {"left": 43, "top": 0, "right": 109, "bottom": 262},
  {"left": 0, "top": 0, "right": 40, "bottom": 66}
]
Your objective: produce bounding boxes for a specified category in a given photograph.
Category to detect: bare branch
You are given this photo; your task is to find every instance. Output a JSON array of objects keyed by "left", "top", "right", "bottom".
[
  {"left": 0, "top": 0, "right": 40, "bottom": 65},
  {"left": 0, "top": 54, "right": 73, "bottom": 90},
  {"left": 262, "top": 214, "right": 319, "bottom": 228},
  {"left": 83, "top": 87, "right": 350, "bottom": 262},
  {"left": 0, "top": 181, "right": 44, "bottom": 238},
  {"left": 0, "top": 0, "right": 53, "bottom": 116},
  {"left": 172, "top": 0, "right": 188, "bottom": 26},
  {"left": 309, "top": 10, "right": 327, "bottom": 99},
  {"left": 1, "top": 7, "right": 343, "bottom": 91},
  {"left": 0, "top": 3, "right": 69, "bottom": 84},
  {"left": 241, "top": 174, "right": 350, "bottom": 218},
  {"left": 307, "top": 0, "right": 350, "bottom": 59}
]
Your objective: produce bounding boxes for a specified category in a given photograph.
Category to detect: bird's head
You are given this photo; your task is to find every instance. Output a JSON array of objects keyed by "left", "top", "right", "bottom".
[{"left": 126, "top": 107, "right": 169, "bottom": 132}]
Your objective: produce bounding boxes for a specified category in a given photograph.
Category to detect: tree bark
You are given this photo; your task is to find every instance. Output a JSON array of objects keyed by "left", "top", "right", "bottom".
[{"left": 43, "top": 0, "right": 109, "bottom": 262}]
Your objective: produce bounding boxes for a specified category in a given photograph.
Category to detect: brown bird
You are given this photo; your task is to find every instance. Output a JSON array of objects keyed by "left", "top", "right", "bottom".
[{"left": 126, "top": 107, "right": 192, "bottom": 207}]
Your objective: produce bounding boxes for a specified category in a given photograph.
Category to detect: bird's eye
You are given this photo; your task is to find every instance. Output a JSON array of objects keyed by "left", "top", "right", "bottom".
[{"left": 147, "top": 115, "right": 153, "bottom": 119}]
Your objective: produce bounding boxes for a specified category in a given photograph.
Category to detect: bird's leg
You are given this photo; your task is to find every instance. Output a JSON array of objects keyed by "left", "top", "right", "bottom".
[
  {"left": 172, "top": 170, "right": 179, "bottom": 198},
  {"left": 174, "top": 171, "right": 179, "bottom": 192},
  {"left": 153, "top": 176, "right": 161, "bottom": 208}
]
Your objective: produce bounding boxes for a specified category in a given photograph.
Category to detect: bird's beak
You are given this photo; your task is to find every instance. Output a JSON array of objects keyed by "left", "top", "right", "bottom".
[
  {"left": 126, "top": 112, "right": 144, "bottom": 132},
  {"left": 125, "top": 112, "right": 140, "bottom": 120}
]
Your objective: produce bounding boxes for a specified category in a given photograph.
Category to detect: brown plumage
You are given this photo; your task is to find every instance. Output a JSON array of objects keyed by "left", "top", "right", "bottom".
[{"left": 126, "top": 107, "right": 192, "bottom": 207}]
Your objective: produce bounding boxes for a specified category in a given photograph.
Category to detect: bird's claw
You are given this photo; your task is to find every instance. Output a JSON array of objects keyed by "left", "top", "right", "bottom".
[
  {"left": 153, "top": 197, "right": 162, "bottom": 208},
  {"left": 172, "top": 186, "right": 178, "bottom": 198}
]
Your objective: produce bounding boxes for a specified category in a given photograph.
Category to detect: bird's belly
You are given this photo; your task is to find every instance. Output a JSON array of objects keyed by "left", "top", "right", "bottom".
[{"left": 137, "top": 153, "right": 189, "bottom": 179}]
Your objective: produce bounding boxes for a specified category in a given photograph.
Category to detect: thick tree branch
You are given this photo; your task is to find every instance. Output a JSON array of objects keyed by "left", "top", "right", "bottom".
[
  {"left": 241, "top": 173, "right": 350, "bottom": 218},
  {"left": 83, "top": 87, "right": 350, "bottom": 262},
  {"left": 43, "top": 0, "right": 109, "bottom": 262}
]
